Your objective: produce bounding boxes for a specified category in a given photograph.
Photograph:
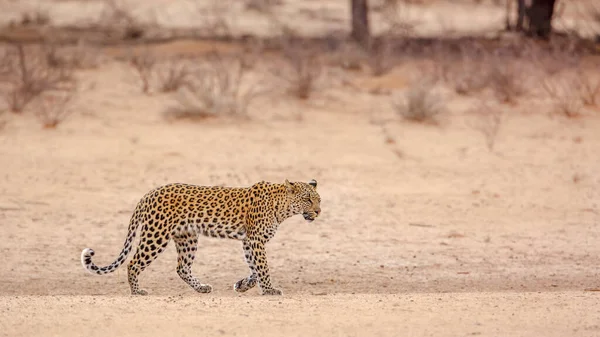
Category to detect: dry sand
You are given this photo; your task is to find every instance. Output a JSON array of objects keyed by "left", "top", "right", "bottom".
[
  {"left": 1, "top": 0, "right": 600, "bottom": 336},
  {"left": 1, "top": 57, "right": 599, "bottom": 335}
]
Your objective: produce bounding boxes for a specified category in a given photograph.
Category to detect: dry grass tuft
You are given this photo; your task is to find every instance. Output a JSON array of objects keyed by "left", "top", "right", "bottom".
[{"left": 392, "top": 79, "right": 445, "bottom": 124}]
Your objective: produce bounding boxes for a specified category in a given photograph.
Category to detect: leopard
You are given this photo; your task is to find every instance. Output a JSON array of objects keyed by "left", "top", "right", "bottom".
[{"left": 80, "top": 179, "right": 321, "bottom": 296}]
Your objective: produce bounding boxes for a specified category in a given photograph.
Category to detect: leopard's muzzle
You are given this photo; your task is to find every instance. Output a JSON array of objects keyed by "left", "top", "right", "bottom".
[{"left": 303, "top": 209, "right": 320, "bottom": 222}]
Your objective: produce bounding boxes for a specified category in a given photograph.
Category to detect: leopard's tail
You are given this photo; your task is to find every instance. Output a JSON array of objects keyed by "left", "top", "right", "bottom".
[{"left": 81, "top": 215, "right": 139, "bottom": 275}]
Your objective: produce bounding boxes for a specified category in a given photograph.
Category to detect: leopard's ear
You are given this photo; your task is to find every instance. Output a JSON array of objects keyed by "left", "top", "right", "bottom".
[
  {"left": 285, "top": 179, "right": 296, "bottom": 193},
  {"left": 308, "top": 179, "right": 317, "bottom": 189}
]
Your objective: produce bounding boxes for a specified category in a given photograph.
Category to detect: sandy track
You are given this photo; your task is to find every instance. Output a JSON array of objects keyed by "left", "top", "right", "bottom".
[{"left": 1, "top": 292, "right": 599, "bottom": 337}]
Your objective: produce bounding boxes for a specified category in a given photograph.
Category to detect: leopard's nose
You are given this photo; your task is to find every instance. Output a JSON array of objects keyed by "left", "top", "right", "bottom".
[{"left": 315, "top": 209, "right": 321, "bottom": 216}]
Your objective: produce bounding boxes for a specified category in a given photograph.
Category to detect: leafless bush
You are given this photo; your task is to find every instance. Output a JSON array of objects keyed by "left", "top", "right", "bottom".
[
  {"left": 576, "top": 70, "right": 600, "bottom": 106},
  {"left": 33, "top": 90, "right": 76, "bottom": 129},
  {"left": 368, "top": 38, "right": 395, "bottom": 77},
  {"left": 99, "top": 0, "right": 147, "bottom": 39},
  {"left": 164, "top": 52, "right": 265, "bottom": 120},
  {"left": 0, "top": 44, "right": 75, "bottom": 113},
  {"left": 366, "top": 0, "right": 414, "bottom": 77},
  {"left": 542, "top": 77, "right": 584, "bottom": 118},
  {"left": 43, "top": 42, "right": 102, "bottom": 70},
  {"left": 195, "top": 0, "right": 232, "bottom": 37},
  {"left": 128, "top": 51, "right": 156, "bottom": 94},
  {"left": 527, "top": 41, "right": 581, "bottom": 77},
  {"left": 448, "top": 44, "right": 491, "bottom": 96},
  {"left": 392, "top": 79, "right": 445, "bottom": 124},
  {"left": 431, "top": 42, "right": 489, "bottom": 96},
  {"left": 376, "top": 0, "right": 415, "bottom": 35},
  {"left": 156, "top": 60, "right": 190, "bottom": 93},
  {"left": 14, "top": 9, "right": 50, "bottom": 27},
  {"left": 471, "top": 101, "right": 504, "bottom": 152},
  {"left": 488, "top": 60, "right": 529, "bottom": 104},
  {"left": 245, "top": 0, "right": 281, "bottom": 12},
  {"left": 271, "top": 37, "right": 322, "bottom": 100}
]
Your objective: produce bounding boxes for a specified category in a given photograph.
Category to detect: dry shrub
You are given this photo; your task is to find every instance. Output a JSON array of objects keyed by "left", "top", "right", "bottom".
[
  {"left": 43, "top": 42, "right": 102, "bottom": 70},
  {"left": 195, "top": 0, "right": 232, "bottom": 37},
  {"left": 99, "top": 0, "right": 148, "bottom": 40},
  {"left": 128, "top": 52, "right": 190, "bottom": 94},
  {"left": 128, "top": 51, "right": 156, "bottom": 94},
  {"left": 392, "top": 79, "right": 444, "bottom": 124},
  {"left": 368, "top": 38, "right": 395, "bottom": 77},
  {"left": 542, "top": 76, "right": 584, "bottom": 118},
  {"left": 487, "top": 58, "right": 529, "bottom": 104},
  {"left": 0, "top": 44, "right": 75, "bottom": 113},
  {"left": 156, "top": 60, "right": 190, "bottom": 93},
  {"left": 575, "top": 70, "right": 600, "bottom": 106},
  {"left": 165, "top": 52, "right": 264, "bottom": 120},
  {"left": 446, "top": 44, "right": 490, "bottom": 96},
  {"left": 471, "top": 101, "right": 504, "bottom": 152},
  {"left": 378, "top": 0, "right": 415, "bottom": 35},
  {"left": 367, "top": 0, "right": 414, "bottom": 77},
  {"left": 33, "top": 90, "right": 76, "bottom": 129},
  {"left": 245, "top": 0, "right": 281, "bottom": 12},
  {"left": 436, "top": 43, "right": 533, "bottom": 103},
  {"left": 335, "top": 41, "right": 367, "bottom": 72},
  {"left": 433, "top": 42, "right": 492, "bottom": 96},
  {"left": 13, "top": 9, "right": 50, "bottom": 27},
  {"left": 528, "top": 41, "right": 581, "bottom": 77},
  {"left": 272, "top": 37, "right": 322, "bottom": 100}
]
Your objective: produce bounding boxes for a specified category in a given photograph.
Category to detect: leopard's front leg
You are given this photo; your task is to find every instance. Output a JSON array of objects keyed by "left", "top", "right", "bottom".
[
  {"left": 235, "top": 238, "right": 282, "bottom": 295},
  {"left": 233, "top": 240, "right": 258, "bottom": 293}
]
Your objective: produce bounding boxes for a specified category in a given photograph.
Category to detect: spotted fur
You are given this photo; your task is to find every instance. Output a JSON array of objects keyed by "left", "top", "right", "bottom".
[{"left": 81, "top": 179, "right": 321, "bottom": 296}]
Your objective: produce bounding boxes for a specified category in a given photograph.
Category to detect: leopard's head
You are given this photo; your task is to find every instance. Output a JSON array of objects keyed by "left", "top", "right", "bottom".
[{"left": 285, "top": 179, "right": 321, "bottom": 222}]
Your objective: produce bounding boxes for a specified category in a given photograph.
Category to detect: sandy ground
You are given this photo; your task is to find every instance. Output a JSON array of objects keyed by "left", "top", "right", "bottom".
[
  {"left": 1, "top": 0, "right": 600, "bottom": 336},
  {"left": 2, "top": 292, "right": 599, "bottom": 337},
  {"left": 0, "top": 55, "right": 599, "bottom": 335}
]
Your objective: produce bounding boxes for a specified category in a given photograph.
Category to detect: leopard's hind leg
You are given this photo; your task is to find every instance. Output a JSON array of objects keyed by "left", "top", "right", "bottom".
[{"left": 128, "top": 224, "right": 171, "bottom": 295}]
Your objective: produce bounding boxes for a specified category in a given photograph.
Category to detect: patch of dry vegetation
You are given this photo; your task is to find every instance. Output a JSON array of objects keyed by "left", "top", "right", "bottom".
[
  {"left": 271, "top": 36, "right": 322, "bottom": 100},
  {"left": 0, "top": 44, "right": 76, "bottom": 114},
  {"left": 9, "top": 8, "right": 51, "bottom": 28},
  {"left": 43, "top": 42, "right": 102, "bottom": 70},
  {"left": 155, "top": 60, "right": 191, "bottom": 93},
  {"left": 542, "top": 75, "right": 585, "bottom": 118},
  {"left": 98, "top": 0, "right": 149, "bottom": 40},
  {"left": 33, "top": 90, "right": 76, "bottom": 129},
  {"left": 471, "top": 101, "right": 504, "bottom": 152},
  {"left": 164, "top": 51, "right": 266, "bottom": 120},
  {"left": 128, "top": 50, "right": 156, "bottom": 94},
  {"left": 392, "top": 79, "right": 445, "bottom": 124}
]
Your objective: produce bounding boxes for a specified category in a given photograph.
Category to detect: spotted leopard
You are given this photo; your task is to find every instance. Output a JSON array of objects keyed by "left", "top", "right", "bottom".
[{"left": 81, "top": 179, "right": 321, "bottom": 296}]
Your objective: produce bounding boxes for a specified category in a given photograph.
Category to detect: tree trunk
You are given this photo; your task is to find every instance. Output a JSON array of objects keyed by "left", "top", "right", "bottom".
[
  {"left": 526, "top": 0, "right": 556, "bottom": 39},
  {"left": 350, "top": 0, "right": 370, "bottom": 48},
  {"left": 515, "top": 0, "right": 526, "bottom": 31}
]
